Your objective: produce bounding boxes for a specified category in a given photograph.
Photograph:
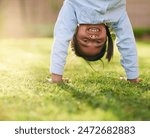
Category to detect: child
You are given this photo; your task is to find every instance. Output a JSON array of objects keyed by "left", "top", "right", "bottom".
[{"left": 50, "top": 0, "right": 140, "bottom": 83}]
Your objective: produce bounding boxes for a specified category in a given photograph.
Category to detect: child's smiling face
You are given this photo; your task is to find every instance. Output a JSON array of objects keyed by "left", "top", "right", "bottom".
[{"left": 76, "top": 24, "right": 107, "bottom": 56}]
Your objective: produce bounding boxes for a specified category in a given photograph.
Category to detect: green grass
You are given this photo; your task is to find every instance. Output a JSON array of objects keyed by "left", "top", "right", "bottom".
[{"left": 0, "top": 38, "right": 150, "bottom": 121}]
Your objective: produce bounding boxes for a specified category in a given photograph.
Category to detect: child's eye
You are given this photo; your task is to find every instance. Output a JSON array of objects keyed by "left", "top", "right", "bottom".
[
  {"left": 96, "top": 40, "right": 101, "bottom": 44},
  {"left": 83, "top": 39, "right": 88, "bottom": 43}
]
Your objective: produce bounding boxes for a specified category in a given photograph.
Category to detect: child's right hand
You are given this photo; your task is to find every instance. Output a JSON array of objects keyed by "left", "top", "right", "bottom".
[
  {"left": 52, "top": 73, "right": 62, "bottom": 83},
  {"left": 49, "top": 73, "right": 63, "bottom": 83},
  {"left": 48, "top": 74, "right": 70, "bottom": 83}
]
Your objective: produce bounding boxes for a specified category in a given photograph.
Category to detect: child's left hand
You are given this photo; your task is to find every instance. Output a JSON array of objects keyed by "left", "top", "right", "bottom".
[
  {"left": 120, "top": 76, "right": 142, "bottom": 83},
  {"left": 127, "top": 78, "right": 142, "bottom": 83}
]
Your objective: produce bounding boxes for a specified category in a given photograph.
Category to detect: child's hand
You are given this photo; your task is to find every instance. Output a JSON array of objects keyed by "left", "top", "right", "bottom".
[
  {"left": 120, "top": 76, "right": 142, "bottom": 83},
  {"left": 51, "top": 73, "right": 63, "bottom": 83},
  {"left": 47, "top": 74, "right": 70, "bottom": 84},
  {"left": 127, "top": 78, "right": 142, "bottom": 83}
]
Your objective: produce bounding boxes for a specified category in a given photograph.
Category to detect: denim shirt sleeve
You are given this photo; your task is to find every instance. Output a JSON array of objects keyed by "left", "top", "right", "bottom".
[
  {"left": 112, "top": 11, "right": 139, "bottom": 79},
  {"left": 50, "top": 2, "right": 77, "bottom": 75}
]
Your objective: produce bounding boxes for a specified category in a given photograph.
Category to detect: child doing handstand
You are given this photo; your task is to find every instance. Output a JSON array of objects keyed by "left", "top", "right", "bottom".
[{"left": 50, "top": 0, "right": 140, "bottom": 83}]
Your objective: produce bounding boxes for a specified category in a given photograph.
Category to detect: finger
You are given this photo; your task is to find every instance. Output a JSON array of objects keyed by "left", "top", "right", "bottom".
[
  {"left": 47, "top": 78, "right": 53, "bottom": 83},
  {"left": 120, "top": 76, "right": 127, "bottom": 81}
]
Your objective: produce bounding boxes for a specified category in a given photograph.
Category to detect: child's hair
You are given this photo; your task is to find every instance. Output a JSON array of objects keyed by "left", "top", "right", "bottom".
[{"left": 71, "top": 25, "right": 113, "bottom": 62}]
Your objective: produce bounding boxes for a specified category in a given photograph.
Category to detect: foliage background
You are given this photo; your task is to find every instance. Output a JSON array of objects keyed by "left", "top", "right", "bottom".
[{"left": 0, "top": 0, "right": 150, "bottom": 38}]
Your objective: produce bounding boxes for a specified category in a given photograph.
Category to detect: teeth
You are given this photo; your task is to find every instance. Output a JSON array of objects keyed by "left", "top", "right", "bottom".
[{"left": 89, "top": 28, "right": 99, "bottom": 32}]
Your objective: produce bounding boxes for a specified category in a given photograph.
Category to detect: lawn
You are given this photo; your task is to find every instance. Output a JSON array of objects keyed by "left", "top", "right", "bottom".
[{"left": 0, "top": 38, "right": 150, "bottom": 121}]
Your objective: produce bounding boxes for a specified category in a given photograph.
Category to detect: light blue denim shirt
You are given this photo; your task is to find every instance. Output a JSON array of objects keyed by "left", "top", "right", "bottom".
[{"left": 50, "top": 0, "right": 139, "bottom": 79}]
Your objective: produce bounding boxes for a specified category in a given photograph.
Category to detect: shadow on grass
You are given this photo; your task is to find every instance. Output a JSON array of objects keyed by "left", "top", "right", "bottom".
[{"left": 58, "top": 77, "right": 150, "bottom": 121}]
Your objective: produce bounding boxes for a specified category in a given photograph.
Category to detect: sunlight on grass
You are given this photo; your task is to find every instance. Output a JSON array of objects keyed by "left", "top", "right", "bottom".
[{"left": 0, "top": 38, "right": 150, "bottom": 120}]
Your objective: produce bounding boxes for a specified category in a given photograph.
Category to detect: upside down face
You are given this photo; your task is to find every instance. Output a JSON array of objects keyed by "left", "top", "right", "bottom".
[{"left": 76, "top": 24, "right": 107, "bottom": 56}]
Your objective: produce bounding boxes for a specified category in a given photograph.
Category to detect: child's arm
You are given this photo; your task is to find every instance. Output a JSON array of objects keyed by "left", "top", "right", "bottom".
[
  {"left": 112, "top": 11, "right": 140, "bottom": 82},
  {"left": 50, "top": 2, "right": 77, "bottom": 83}
]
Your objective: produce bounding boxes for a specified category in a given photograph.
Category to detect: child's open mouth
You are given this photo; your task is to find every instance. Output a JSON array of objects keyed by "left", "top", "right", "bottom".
[{"left": 88, "top": 28, "right": 100, "bottom": 32}]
